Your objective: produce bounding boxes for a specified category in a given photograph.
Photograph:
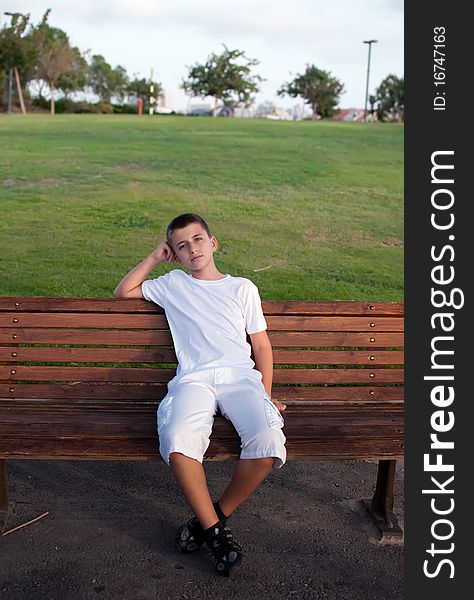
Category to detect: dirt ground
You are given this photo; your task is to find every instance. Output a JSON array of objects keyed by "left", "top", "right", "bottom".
[{"left": 0, "top": 459, "right": 404, "bottom": 600}]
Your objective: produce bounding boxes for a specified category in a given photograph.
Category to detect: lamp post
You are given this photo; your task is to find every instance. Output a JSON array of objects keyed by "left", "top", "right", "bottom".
[{"left": 363, "top": 39, "right": 377, "bottom": 122}]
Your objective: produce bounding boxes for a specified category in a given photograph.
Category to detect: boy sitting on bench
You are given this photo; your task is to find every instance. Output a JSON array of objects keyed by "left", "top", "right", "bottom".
[{"left": 114, "top": 213, "right": 286, "bottom": 577}]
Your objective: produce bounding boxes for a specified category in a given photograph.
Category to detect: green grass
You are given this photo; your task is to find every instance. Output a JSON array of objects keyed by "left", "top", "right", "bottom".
[{"left": 0, "top": 115, "right": 403, "bottom": 301}]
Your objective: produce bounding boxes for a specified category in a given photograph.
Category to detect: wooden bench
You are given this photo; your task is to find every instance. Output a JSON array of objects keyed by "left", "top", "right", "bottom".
[{"left": 0, "top": 297, "right": 404, "bottom": 542}]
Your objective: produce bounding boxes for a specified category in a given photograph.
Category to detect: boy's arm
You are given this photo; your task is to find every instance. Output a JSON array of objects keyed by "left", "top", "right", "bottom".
[
  {"left": 249, "top": 330, "right": 286, "bottom": 412},
  {"left": 114, "top": 242, "right": 177, "bottom": 299}
]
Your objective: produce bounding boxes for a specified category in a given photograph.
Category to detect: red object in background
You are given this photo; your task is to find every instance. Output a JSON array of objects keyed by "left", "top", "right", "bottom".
[{"left": 137, "top": 98, "right": 143, "bottom": 115}]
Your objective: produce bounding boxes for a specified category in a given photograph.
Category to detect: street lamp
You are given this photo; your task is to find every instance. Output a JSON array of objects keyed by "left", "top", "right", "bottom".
[{"left": 363, "top": 39, "right": 377, "bottom": 122}]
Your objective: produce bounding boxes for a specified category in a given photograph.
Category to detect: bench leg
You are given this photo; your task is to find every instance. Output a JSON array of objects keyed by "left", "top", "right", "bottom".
[
  {"left": 362, "top": 460, "right": 403, "bottom": 544},
  {"left": 0, "top": 459, "right": 11, "bottom": 532}
]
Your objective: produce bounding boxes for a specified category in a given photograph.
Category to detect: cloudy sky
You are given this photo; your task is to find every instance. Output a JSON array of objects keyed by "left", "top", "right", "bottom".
[{"left": 6, "top": 0, "right": 403, "bottom": 111}]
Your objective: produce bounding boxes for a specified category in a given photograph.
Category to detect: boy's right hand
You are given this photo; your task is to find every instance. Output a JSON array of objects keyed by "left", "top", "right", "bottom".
[{"left": 152, "top": 242, "right": 178, "bottom": 264}]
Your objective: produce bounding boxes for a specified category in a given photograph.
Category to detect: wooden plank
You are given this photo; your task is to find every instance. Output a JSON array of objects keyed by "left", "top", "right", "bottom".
[
  {"left": 0, "top": 297, "right": 404, "bottom": 316},
  {"left": 0, "top": 312, "right": 403, "bottom": 331},
  {"left": 0, "top": 312, "right": 169, "bottom": 329},
  {"left": 0, "top": 403, "right": 403, "bottom": 428},
  {"left": 281, "top": 438, "right": 404, "bottom": 460},
  {"left": 0, "top": 424, "right": 403, "bottom": 446},
  {"left": 0, "top": 328, "right": 404, "bottom": 348},
  {"left": 0, "top": 383, "right": 403, "bottom": 402},
  {"left": 273, "top": 369, "right": 404, "bottom": 384},
  {"left": 0, "top": 398, "right": 403, "bottom": 418},
  {"left": 0, "top": 400, "right": 159, "bottom": 411},
  {"left": 0, "top": 328, "right": 173, "bottom": 346},
  {"left": 0, "top": 436, "right": 404, "bottom": 461},
  {"left": 0, "top": 366, "right": 175, "bottom": 383},
  {"left": 262, "top": 301, "right": 403, "bottom": 317},
  {"left": 0, "top": 347, "right": 404, "bottom": 365},
  {"left": 0, "top": 383, "right": 168, "bottom": 400},
  {"left": 273, "top": 350, "right": 403, "bottom": 365},
  {"left": 266, "top": 316, "right": 403, "bottom": 332},
  {"left": 271, "top": 386, "right": 404, "bottom": 402},
  {"left": 0, "top": 297, "right": 164, "bottom": 314},
  {"left": 0, "top": 366, "right": 404, "bottom": 384},
  {"left": 0, "top": 422, "right": 403, "bottom": 439},
  {"left": 0, "top": 346, "right": 177, "bottom": 363},
  {"left": 268, "top": 331, "right": 404, "bottom": 348}
]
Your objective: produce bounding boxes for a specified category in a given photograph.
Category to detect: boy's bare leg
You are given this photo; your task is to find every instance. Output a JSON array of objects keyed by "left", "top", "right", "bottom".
[
  {"left": 169, "top": 452, "right": 219, "bottom": 529},
  {"left": 218, "top": 458, "right": 274, "bottom": 517}
]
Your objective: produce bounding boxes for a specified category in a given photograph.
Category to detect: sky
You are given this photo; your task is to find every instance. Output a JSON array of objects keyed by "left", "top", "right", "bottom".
[{"left": 5, "top": 0, "right": 403, "bottom": 111}]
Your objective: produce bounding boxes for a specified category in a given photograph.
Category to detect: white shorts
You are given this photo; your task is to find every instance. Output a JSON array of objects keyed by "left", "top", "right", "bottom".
[{"left": 157, "top": 366, "right": 287, "bottom": 469}]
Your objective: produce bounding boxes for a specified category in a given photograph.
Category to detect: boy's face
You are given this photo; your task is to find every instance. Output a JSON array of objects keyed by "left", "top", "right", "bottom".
[{"left": 169, "top": 223, "right": 218, "bottom": 272}]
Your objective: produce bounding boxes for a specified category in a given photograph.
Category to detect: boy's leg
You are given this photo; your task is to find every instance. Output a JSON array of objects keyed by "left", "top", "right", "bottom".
[
  {"left": 218, "top": 457, "right": 274, "bottom": 517},
  {"left": 169, "top": 452, "right": 219, "bottom": 530},
  {"left": 215, "top": 370, "right": 287, "bottom": 518},
  {"left": 158, "top": 372, "right": 219, "bottom": 529},
  {"left": 171, "top": 452, "right": 244, "bottom": 577}
]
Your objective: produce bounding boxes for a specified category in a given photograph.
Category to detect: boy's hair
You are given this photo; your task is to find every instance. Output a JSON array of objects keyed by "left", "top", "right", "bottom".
[{"left": 166, "top": 213, "right": 212, "bottom": 248}]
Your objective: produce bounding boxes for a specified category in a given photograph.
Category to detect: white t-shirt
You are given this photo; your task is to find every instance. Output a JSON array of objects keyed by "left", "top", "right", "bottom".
[{"left": 141, "top": 269, "right": 267, "bottom": 376}]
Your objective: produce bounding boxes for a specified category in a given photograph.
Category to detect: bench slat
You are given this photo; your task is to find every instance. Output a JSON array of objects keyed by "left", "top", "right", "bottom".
[
  {"left": 0, "top": 438, "right": 404, "bottom": 460},
  {"left": 0, "top": 313, "right": 404, "bottom": 332},
  {"left": 0, "top": 347, "right": 404, "bottom": 365},
  {"left": 0, "top": 328, "right": 174, "bottom": 346},
  {"left": 0, "top": 346, "right": 177, "bottom": 363},
  {"left": 0, "top": 410, "right": 403, "bottom": 437},
  {"left": 1, "top": 366, "right": 404, "bottom": 384},
  {"left": 0, "top": 383, "right": 168, "bottom": 400},
  {"left": 269, "top": 331, "right": 404, "bottom": 347},
  {"left": 0, "top": 297, "right": 404, "bottom": 316},
  {"left": 0, "top": 384, "right": 403, "bottom": 402},
  {"left": 0, "top": 328, "right": 404, "bottom": 348}
]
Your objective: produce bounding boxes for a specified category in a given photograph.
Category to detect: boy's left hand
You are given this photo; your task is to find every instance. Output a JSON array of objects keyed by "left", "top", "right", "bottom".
[{"left": 272, "top": 399, "right": 287, "bottom": 412}]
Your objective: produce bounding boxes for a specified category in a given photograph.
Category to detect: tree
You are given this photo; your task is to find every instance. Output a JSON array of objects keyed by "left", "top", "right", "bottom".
[
  {"left": 182, "top": 45, "right": 262, "bottom": 116},
  {"left": 278, "top": 65, "right": 345, "bottom": 119},
  {"left": 87, "top": 54, "right": 113, "bottom": 101},
  {"left": 34, "top": 26, "right": 79, "bottom": 114},
  {"left": 88, "top": 55, "right": 129, "bottom": 103},
  {"left": 127, "top": 76, "right": 163, "bottom": 111},
  {"left": 111, "top": 65, "right": 129, "bottom": 102},
  {"left": 0, "top": 10, "right": 50, "bottom": 112},
  {"left": 373, "top": 74, "right": 404, "bottom": 122},
  {"left": 57, "top": 46, "right": 88, "bottom": 99}
]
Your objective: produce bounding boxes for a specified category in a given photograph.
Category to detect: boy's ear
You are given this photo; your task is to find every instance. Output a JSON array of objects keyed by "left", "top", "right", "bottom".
[{"left": 211, "top": 236, "right": 219, "bottom": 252}]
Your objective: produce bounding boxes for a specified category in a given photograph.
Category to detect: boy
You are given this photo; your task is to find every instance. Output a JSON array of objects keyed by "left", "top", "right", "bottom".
[{"left": 114, "top": 213, "right": 286, "bottom": 576}]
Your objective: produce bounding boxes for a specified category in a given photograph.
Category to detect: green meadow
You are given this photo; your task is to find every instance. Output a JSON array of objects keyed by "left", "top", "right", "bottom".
[{"left": 0, "top": 115, "right": 403, "bottom": 301}]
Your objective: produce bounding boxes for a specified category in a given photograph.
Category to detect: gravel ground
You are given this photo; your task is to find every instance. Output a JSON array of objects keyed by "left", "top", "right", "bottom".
[{"left": 0, "top": 459, "right": 404, "bottom": 600}]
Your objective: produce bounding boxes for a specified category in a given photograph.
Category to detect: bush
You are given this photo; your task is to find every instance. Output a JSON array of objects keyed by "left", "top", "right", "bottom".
[
  {"left": 72, "top": 101, "right": 95, "bottom": 113},
  {"left": 32, "top": 97, "right": 50, "bottom": 111},
  {"left": 31, "top": 97, "right": 133, "bottom": 114},
  {"left": 56, "top": 98, "right": 80, "bottom": 113},
  {"left": 112, "top": 103, "right": 138, "bottom": 114},
  {"left": 93, "top": 101, "right": 114, "bottom": 114}
]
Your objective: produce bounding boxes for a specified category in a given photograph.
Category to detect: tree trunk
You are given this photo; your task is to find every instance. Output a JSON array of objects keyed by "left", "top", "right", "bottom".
[
  {"left": 37, "top": 79, "right": 46, "bottom": 100},
  {"left": 14, "top": 66, "right": 27, "bottom": 114},
  {"left": 50, "top": 83, "right": 55, "bottom": 115}
]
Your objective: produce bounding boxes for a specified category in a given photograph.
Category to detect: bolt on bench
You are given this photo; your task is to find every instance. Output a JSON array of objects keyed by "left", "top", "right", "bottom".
[{"left": 0, "top": 297, "right": 404, "bottom": 542}]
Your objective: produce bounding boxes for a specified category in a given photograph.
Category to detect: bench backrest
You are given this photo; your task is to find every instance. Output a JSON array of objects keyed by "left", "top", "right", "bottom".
[{"left": 0, "top": 297, "right": 404, "bottom": 461}]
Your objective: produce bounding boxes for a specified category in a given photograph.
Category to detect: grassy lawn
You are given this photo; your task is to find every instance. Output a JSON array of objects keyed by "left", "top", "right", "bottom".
[{"left": 0, "top": 115, "right": 403, "bottom": 301}]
